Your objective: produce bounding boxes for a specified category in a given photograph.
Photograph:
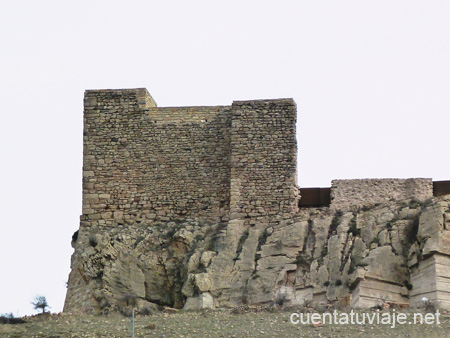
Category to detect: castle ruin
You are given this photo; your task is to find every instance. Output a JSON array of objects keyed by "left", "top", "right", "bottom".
[{"left": 65, "top": 89, "right": 450, "bottom": 313}]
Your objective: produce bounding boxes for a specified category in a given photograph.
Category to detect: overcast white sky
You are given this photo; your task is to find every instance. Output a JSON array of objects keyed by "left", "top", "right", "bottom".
[{"left": 1, "top": 0, "right": 449, "bottom": 316}]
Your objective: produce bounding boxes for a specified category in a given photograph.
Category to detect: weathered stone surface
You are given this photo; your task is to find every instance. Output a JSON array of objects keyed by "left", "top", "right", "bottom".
[
  {"left": 184, "top": 292, "right": 215, "bottom": 310},
  {"left": 410, "top": 254, "right": 450, "bottom": 310},
  {"left": 417, "top": 203, "right": 446, "bottom": 241},
  {"left": 352, "top": 278, "right": 409, "bottom": 308},
  {"left": 422, "top": 231, "right": 450, "bottom": 257},
  {"left": 331, "top": 178, "right": 433, "bottom": 210},
  {"left": 362, "top": 246, "right": 407, "bottom": 284},
  {"left": 200, "top": 251, "right": 216, "bottom": 268}
]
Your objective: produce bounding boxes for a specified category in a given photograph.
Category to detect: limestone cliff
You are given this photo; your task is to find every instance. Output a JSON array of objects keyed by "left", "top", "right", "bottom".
[{"left": 65, "top": 195, "right": 450, "bottom": 313}]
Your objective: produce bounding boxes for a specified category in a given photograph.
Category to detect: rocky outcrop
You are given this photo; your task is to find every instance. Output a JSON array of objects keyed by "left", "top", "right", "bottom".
[{"left": 65, "top": 196, "right": 450, "bottom": 313}]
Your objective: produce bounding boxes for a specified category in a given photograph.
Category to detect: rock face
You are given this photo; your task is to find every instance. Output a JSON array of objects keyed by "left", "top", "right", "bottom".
[
  {"left": 65, "top": 196, "right": 450, "bottom": 313},
  {"left": 64, "top": 88, "right": 450, "bottom": 313}
]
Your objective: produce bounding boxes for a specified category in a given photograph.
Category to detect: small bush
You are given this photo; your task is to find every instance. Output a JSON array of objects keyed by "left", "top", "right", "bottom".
[
  {"left": 370, "top": 237, "right": 380, "bottom": 245},
  {"left": 348, "top": 265, "right": 355, "bottom": 274},
  {"left": 32, "top": 296, "right": 50, "bottom": 313},
  {"left": 139, "top": 306, "right": 153, "bottom": 316},
  {"left": 89, "top": 235, "right": 98, "bottom": 248},
  {"left": 409, "top": 199, "right": 423, "bottom": 209},
  {"left": 406, "top": 217, "right": 419, "bottom": 244},
  {"left": 257, "top": 230, "right": 269, "bottom": 251},
  {"left": 423, "top": 198, "right": 434, "bottom": 208},
  {"left": 0, "top": 313, "right": 26, "bottom": 324},
  {"left": 347, "top": 261, "right": 369, "bottom": 274},
  {"left": 72, "top": 230, "right": 79, "bottom": 242},
  {"left": 330, "top": 213, "right": 342, "bottom": 234},
  {"left": 403, "top": 280, "right": 413, "bottom": 291},
  {"left": 422, "top": 298, "right": 437, "bottom": 313},
  {"left": 321, "top": 245, "right": 328, "bottom": 257},
  {"left": 236, "top": 229, "right": 250, "bottom": 258},
  {"left": 274, "top": 291, "right": 289, "bottom": 306},
  {"left": 294, "top": 255, "right": 312, "bottom": 266},
  {"left": 134, "top": 236, "right": 145, "bottom": 247},
  {"left": 347, "top": 217, "right": 360, "bottom": 236},
  {"left": 166, "top": 228, "right": 177, "bottom": 239},
  {"left": 122, "top": 292, "right": 138, "bottom": 308}
]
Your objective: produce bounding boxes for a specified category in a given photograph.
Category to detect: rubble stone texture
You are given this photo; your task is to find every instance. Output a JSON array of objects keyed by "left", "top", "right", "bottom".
[{"left": 64, "top": 88, "right": 450, "bottom": 314}]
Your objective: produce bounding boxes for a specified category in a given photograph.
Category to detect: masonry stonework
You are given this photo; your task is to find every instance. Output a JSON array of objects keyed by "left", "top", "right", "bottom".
[
  {"left": 330, "top": 178, "right": 433, "bottom": 210},
  {"left": 65, "top": 88, "right": 450, "bottom": 314},
  {"left": 81, "top": 89, "right": 298, "bottom": 227},
  {"left": 229, "top": 99, "right": 299, "bottom": 223}
]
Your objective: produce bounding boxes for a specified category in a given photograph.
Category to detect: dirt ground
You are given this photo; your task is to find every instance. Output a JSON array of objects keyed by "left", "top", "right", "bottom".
[{"left": 1, "top": 308, "right": 449, "bottom": 338}]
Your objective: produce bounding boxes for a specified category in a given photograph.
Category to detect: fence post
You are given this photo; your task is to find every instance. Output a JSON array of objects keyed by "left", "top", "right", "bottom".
[{"left": 132, "top": 308, "right": 135, "bottom": 338}]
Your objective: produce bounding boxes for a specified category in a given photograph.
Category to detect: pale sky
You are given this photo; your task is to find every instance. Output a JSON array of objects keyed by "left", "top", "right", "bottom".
[{"left": 1, "top": 1, "right": 449, "bottom": 316}]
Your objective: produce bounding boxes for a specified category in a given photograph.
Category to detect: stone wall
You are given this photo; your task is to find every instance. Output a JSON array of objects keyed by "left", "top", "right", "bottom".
[
  {"left": 81, "top": 89, "right": 299, "bottom": 227},
  {"left": 82, "top": 89, "right": 233, "bottom": 226},
  {"left": 330, "top": 178, "right": 433, "bottom": 210},
  {"left": 230, "top": 99, "right": 299, "bottom": 223}
]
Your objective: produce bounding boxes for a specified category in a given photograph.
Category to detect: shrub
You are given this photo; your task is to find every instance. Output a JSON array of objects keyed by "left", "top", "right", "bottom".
[
  {"left": 235, "top": 229, "right": 250, "bottom": 258},
  {"left": 330, "top": 213, "right": 342, "bottom": 234},
  {"left": 72, "top": 230, "right": 79, "bottom": 242},
  {"left": 406, "top": 217, "right": 419, "bottom": 244},
  {"left": 403, "top": 280, "right": 413, "bottom": 291},
  {"left": 31, "top": 296, "right": 50, "bottom": 313},
  {"left": 0, "top": 313, "right": 26, "bottom": 324},
  {"left": 89, "top": 235, "right": 98, "bottom": 247},
  {"left": 421, "top": 297, "right": 437, "bottom": 313},
  {"left": 347, "top": 217, "right": 360, "bottom": 236},
  {"left": 256, "top": 230, "right": 269, "bottom": 252},
  {"left": 122, "top": 291, "right": 138, "bottom": 308},
  {"left": 274, "top": 291, "right": 289, "bottom": 306},
  {"left": 409, "top": 199, "right": 423, "bottom": 209},
  {"left": 118, "top": 292, "right": 138, "bottom": 317},
  {"left": 294, "top": 255, "right": 310, "bottom": 265},
  {"left": 139, "top": 306, "right": 153, "bottom": 316}
]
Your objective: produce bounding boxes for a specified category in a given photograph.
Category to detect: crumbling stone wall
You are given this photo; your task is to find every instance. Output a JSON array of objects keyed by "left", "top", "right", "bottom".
[{"left": 331, "top": 178, "right": 433, "bottom": 210}]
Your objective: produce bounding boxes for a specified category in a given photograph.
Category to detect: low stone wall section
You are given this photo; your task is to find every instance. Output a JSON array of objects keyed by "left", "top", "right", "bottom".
[{"left": 331, "top": 178, "right": 433, "bottom": 210}]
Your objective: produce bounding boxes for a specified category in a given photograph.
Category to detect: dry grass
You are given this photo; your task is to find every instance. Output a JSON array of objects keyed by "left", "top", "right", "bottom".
[{"left": 1, "top": 308, "right": 449, "bottom": 338}]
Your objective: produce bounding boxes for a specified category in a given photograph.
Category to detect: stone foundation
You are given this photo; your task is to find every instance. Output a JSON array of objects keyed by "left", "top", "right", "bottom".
[{"left": 410, "top": 254, "right": 450, "bottom": 310}]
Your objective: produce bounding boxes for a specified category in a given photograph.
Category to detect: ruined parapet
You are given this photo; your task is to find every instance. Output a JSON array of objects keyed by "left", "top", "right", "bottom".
[{"left": 330, "top": 178, "right": 433, "bottom": 210}]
